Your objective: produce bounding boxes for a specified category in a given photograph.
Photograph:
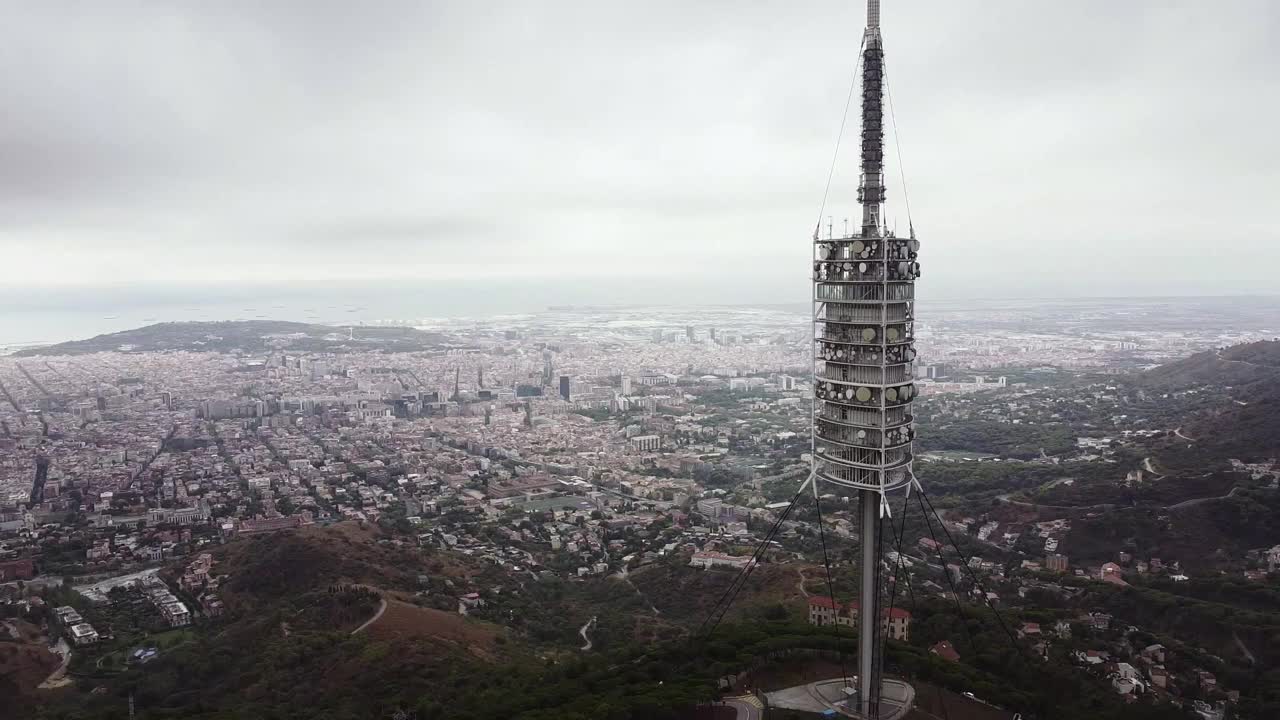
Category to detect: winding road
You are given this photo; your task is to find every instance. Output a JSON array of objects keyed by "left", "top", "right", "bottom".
[
  {"left": 724, "top": 696, "right": 764, "bottom": 720},
  {"left": 996, "top": 494, "right": 1116, "bottom": 512},
  {"left": 998, "top": 486, "right": 1242, "bottom": 512},
  {"left": 1165, "top": 486, "right": 1241, "bottom": 509},
  {"left": 579, "top": 616, "right": 597, "bottom": 651}
]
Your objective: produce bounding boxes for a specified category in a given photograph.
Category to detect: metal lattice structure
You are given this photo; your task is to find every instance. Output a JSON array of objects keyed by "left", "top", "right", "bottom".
[{"left": 810, "top": 1, "right": 920, "bottom": 715}]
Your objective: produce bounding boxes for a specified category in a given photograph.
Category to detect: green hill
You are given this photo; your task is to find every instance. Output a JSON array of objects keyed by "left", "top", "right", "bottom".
[
  {"left": 1142, "top": 340, "right": 1280, "bottom": 390},
  {"left": 1142, "top": 340, "right": 1280, "bottom": 464}
]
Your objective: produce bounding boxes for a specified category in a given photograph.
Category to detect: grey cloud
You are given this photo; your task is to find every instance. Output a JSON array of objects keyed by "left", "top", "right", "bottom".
[
  {"left": 1, "top": 0, "right": 1277, "bottom": 301},
  {"left": 298, "top": 216, "right": 504, "bottom": 247}
]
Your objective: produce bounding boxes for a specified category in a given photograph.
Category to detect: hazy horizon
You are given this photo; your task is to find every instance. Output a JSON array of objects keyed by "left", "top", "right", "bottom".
[{"left": 4, "top": 286, "right": 1278, "bottom": 347}]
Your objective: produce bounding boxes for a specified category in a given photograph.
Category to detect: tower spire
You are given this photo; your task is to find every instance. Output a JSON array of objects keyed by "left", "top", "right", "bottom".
[{"left": 858, "top": 0, "right": 886, "bottom": 238}]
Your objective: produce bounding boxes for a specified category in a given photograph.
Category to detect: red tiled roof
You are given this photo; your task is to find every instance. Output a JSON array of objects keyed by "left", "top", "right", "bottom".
[{"left": 930, "top": 641, "right": 960, "bottom": 662}]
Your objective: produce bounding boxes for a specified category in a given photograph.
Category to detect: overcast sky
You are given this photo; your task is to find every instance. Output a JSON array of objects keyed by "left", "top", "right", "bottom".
[{"left": 3, "top": 0, "right": 1278, "bottom": 310}]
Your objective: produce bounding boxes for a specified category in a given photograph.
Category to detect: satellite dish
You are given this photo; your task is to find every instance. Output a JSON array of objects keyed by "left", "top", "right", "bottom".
[
  {"left": 855, "top": 387, "right": 872, "bottom": 402},
  {"left": 861, "top": 328, "right": 875, "bottom": 341},
  {"left": 856, "top": 429, "right": 867, "bottom": 439},
  {"left": 887, "top": 327, "right": 900, "bottom": 341},
  {"left": 852, "top": 240, "right": 865, "bottom": 253},
  {"left": 858, "top": 262, "right": 868, "bottom": 273},
  {"left": 886, "top": 388, "right": 899, "bottom": 402}
]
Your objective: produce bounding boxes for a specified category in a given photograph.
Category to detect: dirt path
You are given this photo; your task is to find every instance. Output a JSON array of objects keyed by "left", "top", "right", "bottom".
[
  {"left": 1233, "top": 630, "right": 1257, "bottom": 664},
  {"left": 796, "top": 568, "right": 810, "bottom": 598},
  {"left": 1174, "top": 427, "right": 1195, "bottom": 442},
  {"left": 1142, "top": 456, "right": 1166, "bottom": 480},
  {"left": 619, "top": 567, "right": 661, "bottom": 615},
  {"left": 351, "top": 598, "right": 388, "bottom": 635},
  {"left": 38, "top": 639, "right": 72, "bottom": 689},
  {"left": 579, "top": 616, "right": 596, "bottom": 651}
]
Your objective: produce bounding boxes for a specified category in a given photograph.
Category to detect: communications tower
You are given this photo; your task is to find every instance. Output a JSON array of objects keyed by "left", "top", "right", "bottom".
[{"left": 811, "top": 0, "right": 920, "bottom": 716}]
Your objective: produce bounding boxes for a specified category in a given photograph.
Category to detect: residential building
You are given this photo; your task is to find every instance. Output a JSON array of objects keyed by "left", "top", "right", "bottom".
[
  {"left": 629, "top": 435, "right": 661, "bottom": 452},
  {"left": 689, "top": 550, "right": 754, "bottom": 571},
  {"left": 69, "top": 623, "right": 100, "bottom": 646},
  {"left": 806, "top": 596, "right": 911, "bottom": 641}
]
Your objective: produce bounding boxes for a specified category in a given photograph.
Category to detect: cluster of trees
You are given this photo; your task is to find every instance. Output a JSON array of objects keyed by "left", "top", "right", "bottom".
[
  {"left": 29, "top": 576, "right": 1223, "bottom": 720},
  {"left": 1065, "top": 489, "right": 1280, "bottom": 569},
  {"left": 916, "top": 419, "right": 1076, "bottom": 460},
  {"left": 289, "top": 586, "right": 382, "bottom": 632},
  {"left": 692, "top": 464, "right": 752, "bottom": 489}
]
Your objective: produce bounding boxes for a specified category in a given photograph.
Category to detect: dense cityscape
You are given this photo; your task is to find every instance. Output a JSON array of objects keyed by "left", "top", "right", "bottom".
[{"left": 4, "top": 298, "right": 1279, "bottom": 719}]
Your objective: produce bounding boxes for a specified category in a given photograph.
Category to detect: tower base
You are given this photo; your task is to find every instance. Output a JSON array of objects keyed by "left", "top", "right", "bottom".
[{"left": 802, "top": 678, "right": 915, "bottom": 719}]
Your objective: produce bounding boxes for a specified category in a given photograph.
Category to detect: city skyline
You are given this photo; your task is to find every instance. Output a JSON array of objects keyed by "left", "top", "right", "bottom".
[{"left": 4, "top": 0, "right": 1279, "bottom": 300}]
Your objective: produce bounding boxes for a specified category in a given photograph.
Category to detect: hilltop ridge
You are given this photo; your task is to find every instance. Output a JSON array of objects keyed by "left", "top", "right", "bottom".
[{"left": 13, "top": 320, "right": 453, "bottom": 356}]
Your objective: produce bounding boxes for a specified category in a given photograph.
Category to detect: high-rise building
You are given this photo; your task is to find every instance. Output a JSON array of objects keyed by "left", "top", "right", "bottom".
[
  {"left": 559, "top": 375, "right": 571, "bottom": 401},
  {"left": 685, "top": 325, "right": 695, "bottom": 342},
  {"left": 811, "top": 2, "right": 921, "bottom": 715},
  {"left": 709, "top": 327, "right": 718, "bottom": 343},
  {"left": 541, "top": 349, "right": 554, "bottom": 387},
  {"left": 620, "top": 375, "right": 632, "bottom": 396}
]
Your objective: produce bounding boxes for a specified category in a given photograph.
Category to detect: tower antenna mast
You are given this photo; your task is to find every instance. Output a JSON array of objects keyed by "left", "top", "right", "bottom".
[{"left": 810, "top": 0, "right": 922, "bottom": 716}]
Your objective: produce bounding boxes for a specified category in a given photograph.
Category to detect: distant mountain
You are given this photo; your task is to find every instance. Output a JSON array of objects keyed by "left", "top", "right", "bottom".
[{"left": 13, "top": 320, "right": 454, "bottom": 356}]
